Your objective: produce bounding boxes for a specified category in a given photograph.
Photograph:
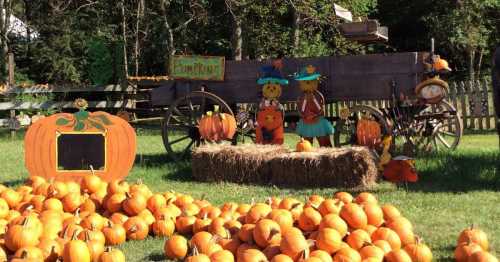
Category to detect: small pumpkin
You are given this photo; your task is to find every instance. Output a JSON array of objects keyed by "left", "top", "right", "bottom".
[
  {"left": 123, "top": 216, "right": 149, "bottom": 240},
  {"left": 371, "top": 227, "right": 402, "bottom": 251},
  {"left": 346, "top": 229, "right": 372, "bottom": 250},
  {"left": 404, "top": 238, "right": 433, "bottom": 262},
  {"left": 210, "top": 249, "right": 235, "bottom": 262},
  {"left": 455, "top": 242, "right": 483, "bottom": 262},
  {"left": 198, "top": 111, "right": 237, "bottom": 142},
  {"left": 102, "top": 221, "right": 126, "bottom": 246},
  {"left": 63, "top": 231, "right": 91, "bottom": 262},
  {"left": 316, "top": 228, "right": 343, "bottom": 255},
  {"left": 296, "top": 138, "right": 313, "bottom": 152},
  {"left": 457, "top": 225, "right": 489, "bottom": 251},
  {"left": 319, "top": 214, "right": 348, "bottom": 238},
  {"left": 280, "top": 227, "right": 309, "bottom": 261},
  {"left": 339, "top": 203, "right": 367, "bottom": 230},
  {"left": 152, "top": 216, "right": 175, "bottom": 237},
  {"left": 99, "top": 247, "right": 126, "bottom": 262},
  {"left": 5, "top": 217, "right": 40, "bottom": 251},
  {"left": 385, "top": 249, "right": 412, "bottom": 262},
  {"left": 122, "top": 192, "right": 147, "bottom": 216},
  {"left": 333, "top": 247, "right": 362, "bottom": 262},
  {"left": 298, "top": 207, "right": 322, "bottom": 232},
  {"left": 164, "top": 235, "right": 189, "bottom": 260},
  {"left": 253, "top": 219, "right": 282, "bottom": 248}
]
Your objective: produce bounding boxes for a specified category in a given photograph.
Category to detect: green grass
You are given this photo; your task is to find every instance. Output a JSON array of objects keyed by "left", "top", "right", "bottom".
[{"left": 0, "top": 129, "right": 499, "bottom": 261}]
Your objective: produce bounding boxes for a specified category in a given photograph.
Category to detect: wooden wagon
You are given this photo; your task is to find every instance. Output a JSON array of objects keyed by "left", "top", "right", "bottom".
[{"left": 146, "top": 51, "right": 462, "bottom": 159}]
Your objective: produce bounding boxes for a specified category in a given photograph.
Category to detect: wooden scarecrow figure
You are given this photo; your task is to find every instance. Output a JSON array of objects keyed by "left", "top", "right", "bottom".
[
  {"left": 294, "top": 65, "right": 334, "bottom": 147},
  {"left": 255, "top": 63, "right": 288, "bottom": 145}
]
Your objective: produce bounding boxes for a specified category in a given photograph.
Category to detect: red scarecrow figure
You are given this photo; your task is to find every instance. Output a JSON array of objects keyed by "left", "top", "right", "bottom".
[{"left": 294, "top": 65, "right": 334, "bottom": 147}]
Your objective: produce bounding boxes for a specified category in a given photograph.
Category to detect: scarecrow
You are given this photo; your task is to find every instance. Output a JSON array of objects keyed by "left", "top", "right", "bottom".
[
  {"left": 294, "top": 65, "right": 334, "bottom": 147},
  {"left": 255, "top": 61, "right": 288, "bottom": 145}
]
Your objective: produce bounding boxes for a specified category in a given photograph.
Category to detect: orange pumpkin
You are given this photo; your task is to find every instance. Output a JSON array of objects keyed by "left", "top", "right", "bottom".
[
  {"left": 296, "top": 138, "right": 313, "bottom": 152},
  {"left": 24, "top": 101, "right": 136, "bottom": 182},
  {"left": 253, "top": 219, "right": 282, "bottom": 248},
  {"left": 123, "top": 216, "right": 149, "bottom": 240},
  {"left": 280, "top": 227, "right": 309, "bottom": 261},
  {"left": 457, "top": 225, "right": 489, "bottom": 251},
  {"left": 340, "top": 203, "right": 367, "bottom": 230},
  {"left": 356, "top": 118, "right": 381, "bottom": 147},
  {"left": 164, "top": 235, "right": 189, "bottom": 260},
  {"left": 333, "top": 247, "right": 362, "bottom": 262},
  {"left": 404, "top": 239, "right": 433, "bottom": 262},
  {"left": 316, "top": 228, "right": 343, "bottom": 254},
  {"left": 467, "top": 251, "right": 499, "bottom": 262},
  {"left": 210, "top": 249, "right": 235, "bottom": 262},
  {"left": 455, "top": 242, "right": 483, "bottom": 262},
  {"left": 99, "top": 247, "right": 126, "bottom": 262},
  {"left": 198, "top": 112, "right": 237, "bottom": 141}
]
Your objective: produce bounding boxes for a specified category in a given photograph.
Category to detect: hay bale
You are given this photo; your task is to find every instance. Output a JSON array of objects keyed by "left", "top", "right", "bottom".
[
  {"left": 192, "top": 143, "right": 289, "bottom": 184},
  {"left": 270, "top": 147, "right": 378, "bottom": 188}
]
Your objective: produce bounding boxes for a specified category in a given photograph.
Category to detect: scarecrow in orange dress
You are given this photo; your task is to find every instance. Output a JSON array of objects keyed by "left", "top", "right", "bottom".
[
  {"left": 294, "top": 65, "right": 334, "bottom": 147},
  {"left": 255, "top": 62, "right": 288, "bottom": 145}
]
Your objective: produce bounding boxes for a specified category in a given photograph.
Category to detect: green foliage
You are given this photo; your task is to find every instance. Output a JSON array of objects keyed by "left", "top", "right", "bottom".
[{"left": 87, "top": 38, "right": 113, "bottom": 85}]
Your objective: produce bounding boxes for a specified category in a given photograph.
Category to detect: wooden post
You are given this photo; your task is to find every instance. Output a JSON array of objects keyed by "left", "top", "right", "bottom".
[
  {"left": 10, "top": 109, "right": 15, "bottom": 139},
  {"left": 8, "top": 52, "right": 14, "bottom": 87}
]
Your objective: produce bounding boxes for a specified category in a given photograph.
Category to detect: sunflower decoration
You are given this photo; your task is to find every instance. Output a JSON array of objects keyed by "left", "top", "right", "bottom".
[{"left": 74, "top": 98, "right": 89, "bottom": 110}]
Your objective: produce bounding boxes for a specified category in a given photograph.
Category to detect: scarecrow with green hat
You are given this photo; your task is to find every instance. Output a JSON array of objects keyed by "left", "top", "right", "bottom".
[
  {"left": 255, "top": 62, "right": 288, "bottom": 145},
  {"left": 294, "top": 65, "right": 334, "bottom": 147}
]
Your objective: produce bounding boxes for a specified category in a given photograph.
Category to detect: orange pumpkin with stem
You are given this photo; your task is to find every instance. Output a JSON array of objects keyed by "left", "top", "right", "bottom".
[
  {"left": 454, "top": 242, "right": 483, "bottom": 262},
  {"left": 404, "top": 237, "right": 433, "bottom": 262},
  {"left": 99, "top": 247, "right": 126, "bottom": 262},
  {"left": 298, "top": 207, "right": 322, "bottom": 232},
  {"left": 210, "top": 249, "right": 235, "bottom": 262},
  {"left": 5, "top": 216, "right": 40, "bottom": 251},
  {"left": 333, "top": 247, "right": 362, "bottom": 262},
  {"left": 346, "top": 229, "right": 372, "bottom": 250},
  {"left": 296, "top": 138, "right": 313, "bottom": 152},
  {"left": 24, "top": 99, "right": 136, "bottom": 182},
  {"left": 340, "top": 203, "right": 367, "bottom": 230},
  {"left": 198, "top": 111, "right": 237, "bottom": 142},
  {"left": 319, "top": 214, "right": 348, "bottom": 237},
  {"left": 63, "top": 230, "right": 91, "bottom": 262},
  {"left": 123, "top": 216, "right": 149, "bottom": 240},
  {"left": 371, "top": 227, "right": 402, "bottom": 251},
  {"left": 457, "top": 225, "right": 489, "bottom": 251},
  {"left": 164, "top": 235, "right": 189, "bottom": 260},
  {"left": 253, "top": 219, "right": 282, "bottom": 248},
  {"left": 280, "top": 227, "right": 309, "bottom": 261},
  {"left": 102, "top": 221, "right": 126, "bottom": 246}
]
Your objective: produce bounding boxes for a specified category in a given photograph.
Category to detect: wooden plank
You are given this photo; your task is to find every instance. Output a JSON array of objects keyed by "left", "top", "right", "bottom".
[
  {"left": 476, "top": 80, "right": 484, "bottom": 130},
  {"left": 3, "top": 85, "right": 135, "bottom": 94},
  {"left": 448, "top": 82, "right": 458, "bottom": 132},
  {"left": 0, "top": 100, "right": 133, "bottom": 110},
  {"left": 459, "top": 82, "right": 468, "bottom": 129},
  {"left": 467, "top": 81, "right": 476, "bottom": 130},
  {"left": 482, "top": 79, "right": 491, "bottom": 130}
]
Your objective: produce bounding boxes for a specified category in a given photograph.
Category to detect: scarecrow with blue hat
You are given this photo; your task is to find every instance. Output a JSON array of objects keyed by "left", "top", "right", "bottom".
[
  {"left": 294, "top": 65, "right": 333, "bottom": 147},
  {"left": 255, "top": 61, "right": 288, "bottom": 145}
]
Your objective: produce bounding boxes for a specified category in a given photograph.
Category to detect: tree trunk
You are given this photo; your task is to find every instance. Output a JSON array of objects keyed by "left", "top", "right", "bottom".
[
  {"left": 492, "top": 47, "right": 500, "bottom": 147},
  {"left": 133, "top": 0, "right": 144, "bottom": 76},
  {"left": 0, "top": 0, "right": 11, "bottom": 82},
  {"left": 291, "top": 5, "right": 301, "bottom": 57},
  {"left": 160, "top": 1, "right": 175, "bottom": 74},
  {"left": 476, "top": 48, "right": 483, "bottom": 79},
  {"left": 232, "top": 17, "right": 242, "bottom": 61},
  {"left": 467, "top": 48, "right": 475, "bottom": 81},
  {"left": 120, "top": 0, "right": 129, "bottom": 79}
]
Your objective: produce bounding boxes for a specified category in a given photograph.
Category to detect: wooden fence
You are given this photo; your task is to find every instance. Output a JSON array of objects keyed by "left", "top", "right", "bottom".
[
  {"left": 1, "top": 80, "right": 497, "bottom": 133},
  {"left": 317, "top": 80, "right": 497, "bottom": 131}
]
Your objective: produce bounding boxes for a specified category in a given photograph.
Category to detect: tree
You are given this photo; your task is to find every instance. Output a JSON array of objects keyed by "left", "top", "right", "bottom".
[{"left": 0, "top": 0, "right": 12, "bottom": 82}]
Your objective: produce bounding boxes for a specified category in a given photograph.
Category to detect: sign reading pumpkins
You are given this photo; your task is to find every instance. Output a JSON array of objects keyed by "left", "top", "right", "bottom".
[
  {"left": 169, "top": 55, "right": 225, "bottom": 81},
  {"left": 24, "top": 99, "right": 136, "bottom": 182}
]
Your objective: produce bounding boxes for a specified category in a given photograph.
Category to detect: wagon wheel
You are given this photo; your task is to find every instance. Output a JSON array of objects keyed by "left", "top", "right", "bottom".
[
  {"left": 407, "top": 100, "right": 462, "bottom": 153},
  {"left": 162, "top": 91, "right": 233, "bottom": 161},
  {"left": 233, "top": 104, "right": 257, "bottom": 144},
  {"left": 334, "top": 105, "right": 391, "bottom": 148}
]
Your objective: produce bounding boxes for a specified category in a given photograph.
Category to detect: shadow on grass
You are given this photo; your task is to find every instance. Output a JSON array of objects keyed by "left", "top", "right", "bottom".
[
  {"left": 144, "top": 252, "right": 165, "bottom": 261},
  {"left": 406, "top": 150, "right": 500, "bottom": 193},
  {"left": 2, "top": 179, "right": 26, "bottom": 188},
  {"left": 133, "top": 153, "right": 193, "bottom": 182}
]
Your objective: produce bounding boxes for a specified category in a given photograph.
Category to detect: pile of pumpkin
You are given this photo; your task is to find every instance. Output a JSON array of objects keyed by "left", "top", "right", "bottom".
[
  {"left": 455, "top": 226, "right": 498, "bottom": 262},
  {"left": 163, "top": 193, "right": 432, "bottom": 262},
  {"left": 0, "top": 175, "right": 432, "bottom": 262}
]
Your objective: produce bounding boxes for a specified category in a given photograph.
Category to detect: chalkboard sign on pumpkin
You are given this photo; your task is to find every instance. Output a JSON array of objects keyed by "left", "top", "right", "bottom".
[{"left": 25, "top": 99, "right": 136, "bottom": 182}]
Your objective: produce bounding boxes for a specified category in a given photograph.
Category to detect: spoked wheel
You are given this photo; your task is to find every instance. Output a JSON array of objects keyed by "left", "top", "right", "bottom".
[
  {"left": 162, "top": 91, "right": 234, "bottom": 161},
  {"left": 233, "top": 105, "right": 257, "bottom": 144},
  {"left": 334, "top": 105, "right": 391, "bottom": 148},
  {"left": 407, "top": 100, "right": 462, "bottom": 153}
]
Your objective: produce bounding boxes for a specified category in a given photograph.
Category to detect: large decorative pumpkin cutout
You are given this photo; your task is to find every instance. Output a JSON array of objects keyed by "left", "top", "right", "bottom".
[{"left": 25, "top": 99, "right": 136, "bottom": 182}]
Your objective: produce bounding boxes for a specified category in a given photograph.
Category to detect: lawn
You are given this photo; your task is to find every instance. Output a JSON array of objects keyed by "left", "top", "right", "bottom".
[{"left": 0, "top": 128, "right": 499, "bottom": 261}]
